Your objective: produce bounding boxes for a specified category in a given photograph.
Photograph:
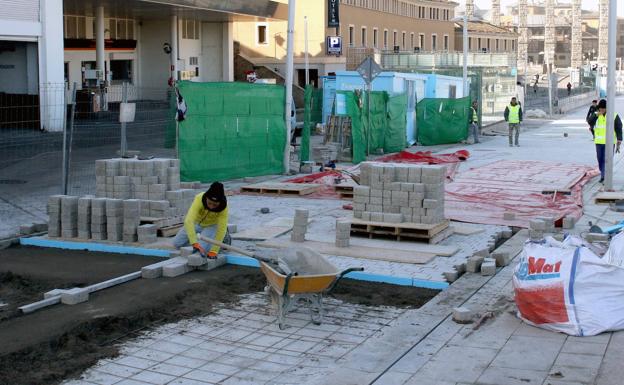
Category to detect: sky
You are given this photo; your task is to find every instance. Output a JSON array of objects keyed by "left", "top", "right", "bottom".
[{"left": 465, "top": 0, "right": 624, "bottom": 16}]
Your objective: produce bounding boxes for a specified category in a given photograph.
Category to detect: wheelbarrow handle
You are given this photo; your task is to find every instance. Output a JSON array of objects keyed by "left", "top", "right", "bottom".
[
  {"left": 198, "top": 234, "right": 276, "bottom": 265},
  {"left": 327, "top": 267, "right": 365, "bottom": 293}
]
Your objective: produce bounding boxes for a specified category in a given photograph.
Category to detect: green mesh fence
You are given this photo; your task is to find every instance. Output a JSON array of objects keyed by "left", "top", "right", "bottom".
[
  {"left": 177, "top": 81, "right": 285, "bottom": 182},
  {"left": 416, "top": 97, "right": 470, "bottom": 145},
  {"left": 337, "top": 90, "right": 407, "bottom": 163},
  {"left": 301, "top": 85, "right": 312, "bottom": 162}
]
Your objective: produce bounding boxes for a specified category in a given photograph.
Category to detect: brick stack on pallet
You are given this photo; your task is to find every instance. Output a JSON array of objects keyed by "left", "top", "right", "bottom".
[
  {"left": 335, "top": 220, "right": 351, "bottom": 248},
  {"left": 353, "top": 162, "right": 446, "bottom": 225},
  {"left": 291, "top": 209, "right": 309, "bottom": 242}
]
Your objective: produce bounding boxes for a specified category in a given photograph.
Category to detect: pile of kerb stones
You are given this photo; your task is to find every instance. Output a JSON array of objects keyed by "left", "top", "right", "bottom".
[
  {"left": 291, "top": 209, "right": 309, "bottom": 242},
  {"left": 47, "top": 158, "right": 201, "bottom": 244},
  {"left": 354, "top": 162, "right": 446, "bottom": 225}
]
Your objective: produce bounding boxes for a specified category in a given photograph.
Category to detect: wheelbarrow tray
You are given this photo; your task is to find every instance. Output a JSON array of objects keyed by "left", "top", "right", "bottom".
[{"left": 260, "top": 261, "right": 339, "bottom": 296}]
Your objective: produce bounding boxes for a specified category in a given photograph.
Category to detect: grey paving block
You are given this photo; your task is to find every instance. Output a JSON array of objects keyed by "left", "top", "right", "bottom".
[
  {"left": 19, "top": 223, "right": 36, "bottom": 235},
  {"left": 492, "top": 251, "right": 511, "bottom": 267},
  {"left": 197, "top": 255, "right": 227, "bottom": 271},
  {"left": 452, "top": 306, "right": 474, "bottom": 323},
  {"left": 382, "top": 213, "right": 403, "bottom": 223},
  {"left": 529, "top": 219, "right": 546, "bottom": 230},
  {"left": 61, "top": 287, "right": 89, "bottom": 305},
  {"left": 180, "top": 246, "right": 194, "bottom": 257},
  {"left": 481, "top": 259, "right": 496, "bottom": 276},
  {"left": 466, "top": 256, "right": 484, "bottom": 273},
  {"left": 162, "top": 262, "right": 191, "bottom": 277}
]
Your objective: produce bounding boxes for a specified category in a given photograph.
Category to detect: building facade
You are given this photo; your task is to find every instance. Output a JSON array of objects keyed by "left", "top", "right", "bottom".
[
  {"left": 454, "top": 21, "right": 517, "bottom": 53},
  {"left": 234, "top": 0, "right": 458, "bottom": 88}
]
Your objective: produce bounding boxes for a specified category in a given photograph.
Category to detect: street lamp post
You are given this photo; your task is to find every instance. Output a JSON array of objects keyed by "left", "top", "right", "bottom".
[{"left": 605, "top": 0, "right": 617, "bottom": 190}]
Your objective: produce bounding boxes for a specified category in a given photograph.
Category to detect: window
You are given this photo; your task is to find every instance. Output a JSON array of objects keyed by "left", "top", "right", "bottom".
[
  {"left": 468, "top": 37, "right": 472, "bottom": 50},
  {"left": 410, "top": 32, "right": 415, "bottom": 49},
  {"left": 189, "top": 57, "right": 198, "bottom": 66},
  {"left": 182, "top": 19, "right": 199, "bottom": 40},
  {"left": 449, "top": 85, "right": 457, "bottom": 99},
  {"left": 109, "top": 18, "right": 134, "bottom": 40},
  {"left": 431, "top": 34, "right": 437, "bottom": 51},
  {"left": 495, "top": 39, "right": 499, "bottom": 51},
  {"left": 384, "top": 29, "right": 388, "bottom": 48},
  {"left": 257, "top": 23, "right": 268, "bottom": 45},
  {"left": 512, "top": 40, "right": 515, "bottom": 51},
  {"left": 349, "top": 25, "right": 354, "bottom": 46},
  {"left": 64, "top": 15, "right": 87, "bottom": 39},
  {"left": 487, "top": 39, "right": 490, "bottom": 50},
  {"left": 504, "top": 39, "right": 507, "bottom": 50},
  {"left": 402, "top": 32, "right": 406, "bottom": 49},
  {"left": 373, "top": 28, "right": 378, "bottom": 48},
  {"left": 419, "top": 33, "right": 425, "bottom": 50},
  {"left": 443, "top": 35, "right": 449, "bottom": 50},
  {"left": 110, "top": 60, "right": 132, "bottom": 84},
  {"left": 478, "top": 37, "right": 482, "bottom": 49},
  {"left": 361, "top": 27, "right": 367, "bottom": 47},
  {"left": 393, "top": 30, "right": 397, "bottom": 47}
]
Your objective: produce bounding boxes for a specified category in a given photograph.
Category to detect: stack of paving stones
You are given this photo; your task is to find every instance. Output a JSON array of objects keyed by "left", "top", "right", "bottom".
[
  {"left": 77, "top": 197, "right": 92, "bottom": 239},
  {"left": 105, "top": 199, "right": 124, "bottom": 242},
  {"left": 562, "top": 215, "right": 576, "bottom": 229},
  {"left": 122, "top": 199, "right": 141, "bottom": 242},
  {"left": 138, "top": 224, "right": 158, "bottom": 244},
  {"left": 46, "top": 158, "right": 203, "bottom": 244},
  {"left": 354, "top": 162, "right": 446, "bottom": 225},
  {"left": 95, "top": 158, "right": 193, "bottom": 216},
  {"left": 90, "top": 198, "right": 107, "bottom": 240},
  {"left": 529, "top": 218, "right": 549, "bottom": 241},
  {"left": 291, "top": 209, "right": 309, "bottom": 242},
  {"left": 335, "top": 220, "right": 351, "bottom": 248},
  {"left": 47, "top": 195, "right": 62, "bottom": 237},
  {"left": 61, "top": 196, "right": 79, "bottom": 238}
]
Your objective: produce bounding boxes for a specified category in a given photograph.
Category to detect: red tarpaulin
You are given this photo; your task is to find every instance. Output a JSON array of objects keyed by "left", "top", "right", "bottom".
[
  {"left": 445, "top": 160, "right": 599, "bottom": 228},
  {"left": 282, "top": 150, "right": 471, "bottom": 198}
]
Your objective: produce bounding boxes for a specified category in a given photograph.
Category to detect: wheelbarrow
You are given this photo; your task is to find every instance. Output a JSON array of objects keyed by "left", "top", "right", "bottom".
[{"left": 198, "top": 235, "right": 363, "bottom": 329}]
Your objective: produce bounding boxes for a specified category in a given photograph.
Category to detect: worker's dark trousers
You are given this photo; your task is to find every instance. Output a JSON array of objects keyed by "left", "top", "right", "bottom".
[{"left": 595, "top": 144, "right": 614, "bottom": 180}]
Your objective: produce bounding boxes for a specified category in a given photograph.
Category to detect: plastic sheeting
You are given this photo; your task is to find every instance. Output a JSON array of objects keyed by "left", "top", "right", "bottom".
[
  {"left": 284, "top": 150, "right": 470, "bottom": 199},
  {"left": 417, "top": 97, "right": 470, "bottom": 145},
  {"left": 177, "top": 81, "right": 286, "bottom": 182},
  {"left": 445, "top": 160, "right": 599, "bottom": 228}
]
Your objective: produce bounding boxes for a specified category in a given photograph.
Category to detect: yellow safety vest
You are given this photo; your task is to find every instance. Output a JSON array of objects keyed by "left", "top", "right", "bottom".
[
  {"left": 594, "top": 113, "right": 619, "bottom": 145},
  {"left": 508, "top": 105, "right": 520, "bottom": 124},
  {"left": 471, "top": 107, "right": 478, "bottom": 123}
]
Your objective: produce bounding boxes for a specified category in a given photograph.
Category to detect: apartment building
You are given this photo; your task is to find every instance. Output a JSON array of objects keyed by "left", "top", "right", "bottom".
[
  {"left": 454, "top": 21, "right": 517, "bottom": 54},
  {"left": 234, "top": 0, "right": 458, "bottom": 88}
]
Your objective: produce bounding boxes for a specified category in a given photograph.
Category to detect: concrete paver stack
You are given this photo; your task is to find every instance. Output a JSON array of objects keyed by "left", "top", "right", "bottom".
[{"left": 354, "top": 162, "right": 446, "bottom": 225}]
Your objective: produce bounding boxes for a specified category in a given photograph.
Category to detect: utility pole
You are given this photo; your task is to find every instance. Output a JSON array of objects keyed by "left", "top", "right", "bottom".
[
  {"left": 304, "top": 16, "right": 309, "bottom": 87},
  {"left": 283, "top": 0, "right": 296, "bottom": 174},
  {"left": 605, "top": 0, "right": 617, "bottom": 190},
  {"left": 463, "top": 13, "right": 468, "bottom": 96},
  {"left": 598, "top": 0, "right": 609, "bottom": 66},
  {"left": 518, "top": 0, "right": 528, "bottom": 94},
  {"left": 571, "top": 0, "right": 582, "bottom": 70}
]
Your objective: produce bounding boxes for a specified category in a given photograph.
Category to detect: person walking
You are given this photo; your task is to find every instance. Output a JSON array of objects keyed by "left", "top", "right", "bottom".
[
  {"left": 504, "top": 97, "right": 523, "bottom": 147},
  {"left": 173, "top": 182, "right": 230, "bottom": 258},
  {"left": 587, "top": 99, "right": 623, "bottom": 183},
  {"left": 469, "top": 100, "right": 480, "bottom": 144},
  {"left": 586, "top": 99, "right": 598, "bottom": 139},
  {"left": 566, "top": 82, "right": 572, "bottom": 96}
]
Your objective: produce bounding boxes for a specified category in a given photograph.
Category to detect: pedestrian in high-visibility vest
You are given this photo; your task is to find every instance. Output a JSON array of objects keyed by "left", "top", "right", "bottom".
[
  {"left": 587, "top": 99, "right": 622, "bottom": 183},
  {"left": 469, "top": 100, "right": 480, "bottom": 144},
  {"left": 504, "top": 97, "right": 523, "bottom": 147}
]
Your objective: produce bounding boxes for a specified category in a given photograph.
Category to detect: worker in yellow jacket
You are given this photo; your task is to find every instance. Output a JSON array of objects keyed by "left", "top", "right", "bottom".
[{"left": 173, "top": 182, "right": 229, "bottom": 258}]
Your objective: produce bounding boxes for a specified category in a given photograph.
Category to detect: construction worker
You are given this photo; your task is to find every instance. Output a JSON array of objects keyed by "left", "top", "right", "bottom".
[
  {"left": 469, "top": 100, "right": 480, "bottom": 144},
  {"left": 173, "top": 182, "right": 229, "bottom": 258},
  {"left": 504, "top": 97, "right": 523, "bottom": 147},
  {"left": 586, "top": 99, "right": 598, "bottom": 139},
  {"left": 587, "top": 99, "right": 622, "bottom": 183}
]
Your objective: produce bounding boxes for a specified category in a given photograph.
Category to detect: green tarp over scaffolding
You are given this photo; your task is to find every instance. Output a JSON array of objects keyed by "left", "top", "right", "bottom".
[
  {"left": 416, "top": 97, "right": 470, "bottom": 145},
  {"left": 176, "top": 81, "right": 286, "bottom": 182},
  {"left": 337, "top": 90, "right": 407, "bottom": 163}
]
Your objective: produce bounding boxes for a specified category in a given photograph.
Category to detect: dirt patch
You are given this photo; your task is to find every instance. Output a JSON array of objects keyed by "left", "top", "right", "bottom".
[
  {"left": 0, "top": 245, "right": 439, "bottom": 385},
  {"left": 331, "top": 279, "right": 439, "bottom": 308}
]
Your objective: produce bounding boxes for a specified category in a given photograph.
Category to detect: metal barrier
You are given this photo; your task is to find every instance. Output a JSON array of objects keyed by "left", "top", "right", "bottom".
[{"left": 0, "top": 82, "right": 175, "bottom": 225}]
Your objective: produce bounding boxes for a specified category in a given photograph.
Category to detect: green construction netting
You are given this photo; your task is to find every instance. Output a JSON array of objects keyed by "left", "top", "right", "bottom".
[
  {"left": 337, "top": 90, "right": 407, "bottom": 164},
  {"left": 176, "top": 81, "right": 285, "bottom": 182},
  {"left": 416, "top": 97, "right": 470, "bottom": 145},
  {"left": 301, "top": 86, "right": 323, "bottom": 163}
]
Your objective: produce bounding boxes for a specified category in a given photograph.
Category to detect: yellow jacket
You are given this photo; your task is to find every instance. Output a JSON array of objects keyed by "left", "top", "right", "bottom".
[{"left": 184, "top": 193, "right": 228, "bottom": 254}]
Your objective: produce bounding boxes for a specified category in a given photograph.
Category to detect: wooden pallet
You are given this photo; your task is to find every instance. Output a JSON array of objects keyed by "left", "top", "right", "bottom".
[
  {"left": 350, "top": 218, "right": 450, "bottom": 243},
  {"left": 158, "top": 224, "right": 183, "bottom": 237},
  {"left": 595, "top": 192, "right": 624, "bottom": 204},
  {"left": 335, "top": 185, "right": 354, "bottom": 199},
  {"left": 240, "top": 182, "right": 320, "bottom": 196}
]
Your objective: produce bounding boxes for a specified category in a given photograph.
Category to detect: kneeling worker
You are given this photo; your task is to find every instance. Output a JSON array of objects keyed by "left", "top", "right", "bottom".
[{"left": 173, "top": 182, "right": 229, "bottom": 258}]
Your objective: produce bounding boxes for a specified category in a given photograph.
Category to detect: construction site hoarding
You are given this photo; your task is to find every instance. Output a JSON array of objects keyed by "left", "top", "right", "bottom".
[
  {"left": 176, "top": 81, "right": 286, "bottom": 182},
  {"left": 416, "top": 97, "right": 471, "bottom": 145}
]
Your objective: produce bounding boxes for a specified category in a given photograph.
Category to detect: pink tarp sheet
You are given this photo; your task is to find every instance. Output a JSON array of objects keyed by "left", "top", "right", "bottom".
[
  {"left": 283, "top": 150, "right": 471, "bottom": 198},
  {"left": 445, "top": 160, "right": 599, "bottom": 228}
]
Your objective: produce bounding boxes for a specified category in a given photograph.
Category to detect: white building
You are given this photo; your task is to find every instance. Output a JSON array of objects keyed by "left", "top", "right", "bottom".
[{"left": 0, "top": 0, "right": 287, "bottom": 131}]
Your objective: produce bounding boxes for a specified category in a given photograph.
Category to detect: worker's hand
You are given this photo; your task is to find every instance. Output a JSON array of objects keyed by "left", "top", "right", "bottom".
[
  {"left": 192, "top": 242, "right": 206, "bottom": 257},
  {"left": 207, "top": 251, "right": 218, "bottom": 260},
  {"left": 617, "top": 141, "right": 622, "bottom": 153}
]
